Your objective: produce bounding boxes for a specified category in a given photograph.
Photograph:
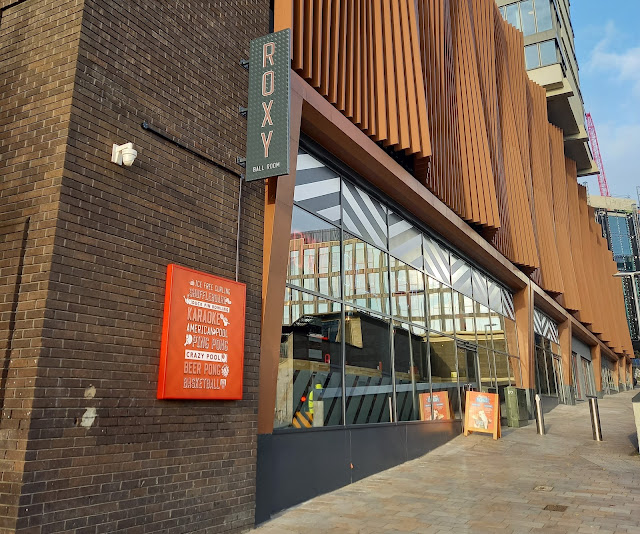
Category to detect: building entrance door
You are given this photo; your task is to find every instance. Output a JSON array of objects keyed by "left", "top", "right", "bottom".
[
  {"left": 456, "top": 341, "right": 481, "bottom": 392},
  {"left": 571, "top": 353, "right": 582, "bottom": 400},
  {"left": 553, "top": 356, "right": 566, "bottom": 404}
]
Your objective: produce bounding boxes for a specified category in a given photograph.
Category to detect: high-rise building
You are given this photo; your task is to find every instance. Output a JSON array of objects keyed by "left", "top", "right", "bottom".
[
  {"left": 496, "top": 0, "right": 597, "bottom": 176},
  {"left": 589, "top": 195, "right": 640, "bottom": 350}
]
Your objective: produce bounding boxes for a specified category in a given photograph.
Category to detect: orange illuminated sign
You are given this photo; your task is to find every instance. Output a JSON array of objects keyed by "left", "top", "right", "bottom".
[{"left": 157, "top": 264, "right": 246, "bottom": 400}]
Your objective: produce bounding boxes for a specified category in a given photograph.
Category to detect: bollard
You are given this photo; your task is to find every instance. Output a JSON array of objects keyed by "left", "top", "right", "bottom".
[
  {"left": 534, "top": 394, "right": 546, "bottom": 435},
  {"left": 588, "top": 396, "right": 603, "bottom": 441}
]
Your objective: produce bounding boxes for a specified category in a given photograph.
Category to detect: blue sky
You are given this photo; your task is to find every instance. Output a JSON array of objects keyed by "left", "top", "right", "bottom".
[{"left": 572, "top": 1, "right": 640, "bottom": 200}]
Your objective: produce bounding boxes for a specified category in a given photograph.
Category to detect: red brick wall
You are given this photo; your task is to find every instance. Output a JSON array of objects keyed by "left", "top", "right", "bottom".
[{"left": 1, "top": 1, "right": 268, "bottom": 532}]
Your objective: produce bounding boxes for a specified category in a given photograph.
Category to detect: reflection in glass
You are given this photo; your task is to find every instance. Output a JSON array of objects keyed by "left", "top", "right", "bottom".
[
  {"left": 454, "top": 291, "right": 476, "bottom": 345},
  {"left": 428, "top": 276, "right": 454, "bottom": 335},
  {"left": 546, "top": 351, "right": 558, "bottom": 395},
  {"left": 288, "top": 206, "right": 341, "bottom": 299},
  {"left": 475, "top": 302, "right": 493, "bottom": 346},
  {"left": 539, "top": 39, "right": 557, "bottom": 66},
  {"left": 344, "top": 308, "right": 393, "bottom": 424},
  {"left": 478, "top": 345, "right": 493, "bottom": 390},
  {"left": 394, "top": 323, "right": 430, "bottom": 422},
  {"left": 428, "top": 332, "right": 460, "bottom": 419},
  {"left": 509, "top": 356, "right": 522, "bottom": 388},
  {"left": 344, "top": 234, "right": 389, "bottom": 313},
  {"left": 534, "top": 334, "right": 560, "bottom": 397},
  {"left": 390, "top": 257, "right": 426, "bottom": 324},
  {"left": 525, "top": 44, "right": 540, "bottom": 70},
  {"left": 534, "top": 0, "right": 553, "bottom": 31},
  {"left": 581, "top": 358, "right": 595, "bottom": 397},
  {"left": 505, "top": 3, "right": 521, "bottom": 30},
  {"left": 276, "top": 288, "right": 343, "bottom": 430},
  {"left": 535, "top": 344, "right": 549, "bottom": 394},
  {"left": 520, "top": 0, "right": 535, "bottom": 35}
]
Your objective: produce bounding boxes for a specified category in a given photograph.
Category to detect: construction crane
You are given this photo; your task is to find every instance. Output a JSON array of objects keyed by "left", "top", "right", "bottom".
[{"left": 585, "top": 112, "right": 610, "bottom": 197}]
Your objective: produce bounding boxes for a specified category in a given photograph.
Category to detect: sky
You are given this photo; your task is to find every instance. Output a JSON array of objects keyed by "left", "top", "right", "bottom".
[{"left": 571, "top": 1, "right": 640, "bottom": 201}]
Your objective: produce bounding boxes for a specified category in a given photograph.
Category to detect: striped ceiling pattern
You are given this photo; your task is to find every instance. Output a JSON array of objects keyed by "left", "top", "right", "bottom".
[{"left": 273, "top": 0, "right": 633, "bottom": 357}]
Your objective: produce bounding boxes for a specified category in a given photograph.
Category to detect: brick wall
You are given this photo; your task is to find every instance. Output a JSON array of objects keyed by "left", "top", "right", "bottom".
[
  {"left": 1, "top": 0, "right": 268, "bottom": 532},
  {"left": 0, "top": 0, "right": 84, "bottom": 531}
]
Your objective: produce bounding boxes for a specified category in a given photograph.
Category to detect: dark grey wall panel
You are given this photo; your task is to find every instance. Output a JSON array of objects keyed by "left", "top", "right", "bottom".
[
  {"left": 406, "top": 421, "right": 461, "bottom": 460},
  {"left": 350, "top": 424, "right": 406, "bottom": 482},
  {"left": 255, "top": 428, "right": 350, "bottom": 524},
  {"left": 256, "top": 421, "right": 461, "bottom": 525}
]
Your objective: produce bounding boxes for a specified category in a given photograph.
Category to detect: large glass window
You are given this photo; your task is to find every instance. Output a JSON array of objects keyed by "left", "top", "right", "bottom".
[
  {"left": 539, "top": 39, "right": 558, "bottom": 66},
  {"left": 344, "top": 308, "right": 393, "bottom": 425},
  {"left": 453, "top": 291, "right": 476, "bottom": 345},
  {"left": 501, "top": 0, "right": 554, "bottom": 35},
  {"left": 505, "top": 3, "right": 521, "bottom": 30},
  {"left": 520, "top": 0, "right": 536, "bottom": 35},
  {"left": 581, "top": 358, "right": 595, "bottom": 397},
  {"left": 428, "top": 277, "right": 454, "bottom": 335},
  {"left": 525, "top": 44, "right": 540, "bottom": 69},
  {"left": 278, "top": 146, "right": 518, "bottom": 430},
  {"left": 276, "top": 288, "right": 343, "bottom": 429},
  {"left": 429, "top": 332, "right": 460, "bottom": 418},
  {"left": 288, "top": 206, "right": 341, "bottom": 299},
  {"left": 390, "top": 257, "right": 426, "bottom": 325},
  {"left": 394, "top": 323, "right": 431, "bottom": 422},
  {"left": 344, "top": 234, "right": 389, "bottom": 313},
  {"left": 534, "top": 0, "right": 553, "bottom": 32},
  {"left": 534, "top": 334, "right": 561, "bottom": 398},
  {"left": 475, "top": 302, "right": 493, "bottom": 347}
]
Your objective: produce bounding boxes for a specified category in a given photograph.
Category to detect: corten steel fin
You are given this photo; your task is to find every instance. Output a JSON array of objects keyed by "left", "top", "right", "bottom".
[
  {"left": 272, "top": 0, "right": 633, "bottom": 368},
  {"left": 282, "top": 0, "right": 432, "bottom": 159}
]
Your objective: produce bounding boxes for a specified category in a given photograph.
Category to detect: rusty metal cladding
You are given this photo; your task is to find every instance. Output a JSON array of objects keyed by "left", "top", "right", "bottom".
[
  {"left": 282, "top": 0, "right": 432, "bottom": 159},
  {"left": 273, "top": 0, "right": 632, "bottom": 359}
]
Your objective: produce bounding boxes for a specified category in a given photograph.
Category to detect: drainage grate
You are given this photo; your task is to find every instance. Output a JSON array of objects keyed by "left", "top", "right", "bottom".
[{"left": 544, "top": 504, "right": 568, "bottom": 512}]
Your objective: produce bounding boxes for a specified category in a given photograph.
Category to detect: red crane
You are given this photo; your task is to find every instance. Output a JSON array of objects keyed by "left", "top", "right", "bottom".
[{"left": 585, "top": 112, "right": 610, "bottom": 197}]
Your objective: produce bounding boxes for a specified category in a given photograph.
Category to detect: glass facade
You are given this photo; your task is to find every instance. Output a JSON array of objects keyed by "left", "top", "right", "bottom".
[
  {"left": 607, "top": 213, "right": 636, "bottom": 270},
  {"left": 524, "top": 40, "right": 558, "bottom": 70},
  {"left": 533, "top": 309, "right": 564, "bottom": 401},
  {"left": 500, "top": 0, "right": 553, "bottom": 35},
  {"left": 274, "top": 147, "right": 522, "bottom": 430},
  {"left": 601, "top": 361, "right": 617, "bottom": 395}
]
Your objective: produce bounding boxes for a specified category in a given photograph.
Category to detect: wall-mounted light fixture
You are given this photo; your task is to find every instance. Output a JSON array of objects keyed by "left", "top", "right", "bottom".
[{"left": 111, "top": 142, "right": 138, "bottom": 166}]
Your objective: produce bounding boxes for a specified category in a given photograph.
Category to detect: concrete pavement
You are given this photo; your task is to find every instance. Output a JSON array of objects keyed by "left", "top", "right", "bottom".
[{"left": 253, "top": 389, "right": 640, "bottom": 533}]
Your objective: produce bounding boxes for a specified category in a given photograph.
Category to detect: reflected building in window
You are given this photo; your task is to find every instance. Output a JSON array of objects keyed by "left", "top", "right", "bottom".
[
  {"left": 275, "top": 149, "right": 523, "bottom": 431},
  {"left": 496, "top": 0, "right": 596, "bottom": 176}
]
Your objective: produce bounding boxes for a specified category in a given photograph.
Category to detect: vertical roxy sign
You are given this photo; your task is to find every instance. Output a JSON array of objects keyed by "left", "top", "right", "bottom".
[
  {"left": 245, "top": 29, "right": 291, "bottom": 182},
  {"left": 157, "top": 264, "right": 246, "bottom": 400}
]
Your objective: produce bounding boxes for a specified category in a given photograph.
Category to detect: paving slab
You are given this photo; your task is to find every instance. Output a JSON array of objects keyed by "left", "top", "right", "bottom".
[{"left": 253, "top": 389, "right": 640, "bottom": 533}]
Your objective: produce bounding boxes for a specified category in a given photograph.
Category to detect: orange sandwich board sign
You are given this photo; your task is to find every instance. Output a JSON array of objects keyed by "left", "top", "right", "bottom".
[
  {"left": 464, "top": 391, "right": 501, "bottom": 440},
  {"left": 419, "top": 391, "right": 453, "bottom": 421},
  {"left": 157, "top": 264, "right": 246, "bottom": 400}
]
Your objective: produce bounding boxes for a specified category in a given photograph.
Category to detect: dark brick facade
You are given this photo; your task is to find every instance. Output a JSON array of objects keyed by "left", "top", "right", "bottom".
[{"left": 1, "top": 1, "right": 268, "bottom": 532}]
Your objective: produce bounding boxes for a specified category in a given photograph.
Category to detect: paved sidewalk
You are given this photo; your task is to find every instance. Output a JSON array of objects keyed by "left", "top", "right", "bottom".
[{"left": 253, "top": 389, "right": 640, "bottom": 533}]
